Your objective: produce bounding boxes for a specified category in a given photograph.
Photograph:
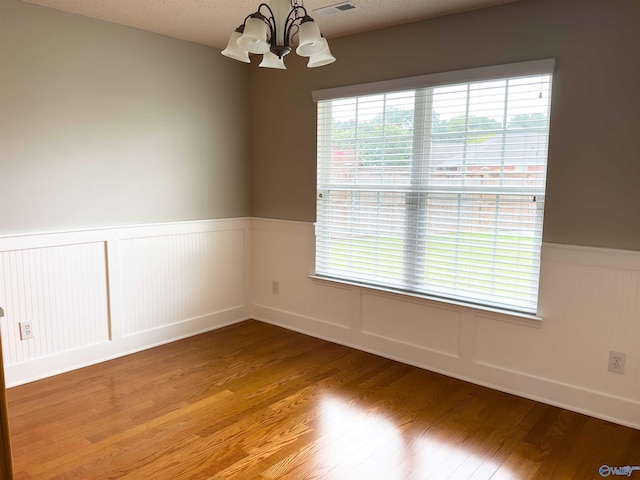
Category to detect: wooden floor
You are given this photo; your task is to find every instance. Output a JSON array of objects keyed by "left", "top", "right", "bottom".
[{"left": 6, "top": 321, "right": 640, "bottom": 479}]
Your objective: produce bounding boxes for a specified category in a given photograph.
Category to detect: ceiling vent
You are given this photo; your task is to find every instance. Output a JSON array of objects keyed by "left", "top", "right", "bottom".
[{"left": 314, "top": 2, "right": 359, "bottom": 15}]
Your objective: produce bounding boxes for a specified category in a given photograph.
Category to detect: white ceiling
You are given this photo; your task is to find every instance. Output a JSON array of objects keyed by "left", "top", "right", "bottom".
[{"left": 21, "top": 0, "right": 521, "bottom": 49}]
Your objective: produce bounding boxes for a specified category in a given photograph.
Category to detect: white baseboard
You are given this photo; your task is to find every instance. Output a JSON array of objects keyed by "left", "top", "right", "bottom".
[
  {"left": 5, "top": 308, "right": 250, "bottom": 388},
  {"left": 253, "top": 304, "right": 640, "bottom": 430}
]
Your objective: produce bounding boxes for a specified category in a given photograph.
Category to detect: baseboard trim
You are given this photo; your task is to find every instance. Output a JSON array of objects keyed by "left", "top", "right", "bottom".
[
  {"left": 253, "top": 306, "right": 640, "bottom": 430},
  {"left": 6, "top": 311, "right": 250, "bottom": 388}
]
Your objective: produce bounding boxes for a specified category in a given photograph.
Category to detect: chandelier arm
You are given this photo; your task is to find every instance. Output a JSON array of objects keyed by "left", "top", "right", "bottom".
[
  {"left": 256, "top": 3, "right": 278, "bottom": 42},
  {"left": 242, "top": 13, "right": 254, "bottom": 25},
  {"left": 288, "top": 23, "right": 300, "bottom": 44},
  {"left": 256, "top": 3, "right": 275, "bottom": 18},
  {"left": 283, "top": 5, "right": 308, "bottom": 46}
]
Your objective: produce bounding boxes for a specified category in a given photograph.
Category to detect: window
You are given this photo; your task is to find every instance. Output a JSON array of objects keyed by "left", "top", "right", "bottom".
[{"left": 314, "top": 60, "right": 554, "bottom": 315}]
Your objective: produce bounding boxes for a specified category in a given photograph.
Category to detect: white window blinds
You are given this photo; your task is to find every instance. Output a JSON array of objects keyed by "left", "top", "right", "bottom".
[{"left": 314, "top": 61, "right": 554, "bottom": 314}]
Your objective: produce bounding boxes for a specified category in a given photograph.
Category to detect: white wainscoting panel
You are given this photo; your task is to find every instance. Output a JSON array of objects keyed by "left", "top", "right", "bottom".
[
  {"left": 473, "top": 259, "right": 640, "bottom": 396},
  {"left": 120, "top": 229, "right": 245, "bottom": 335},
  {"left": 250, "top": 218, "right": 640, "bottom": 429},
  {"left": 251, "top": 219, "right": 352, "bottom": 331},
  {"left": 3, "top": 217, "right": 639, "bottom": 429},
  {"left": 361, "top": 291, "right": 461, "bottom": 358},
  {"left": 0, "top": 219, "right": 250, "bottom": 387},
  {"left": 0, "top": 242, "right": 109, "bottom": 365}
]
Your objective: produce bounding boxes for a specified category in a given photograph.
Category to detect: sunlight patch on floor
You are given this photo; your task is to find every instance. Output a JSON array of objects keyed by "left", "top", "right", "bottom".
[{"left": 317, "top": 395, "right": 510, "bottom": 479}]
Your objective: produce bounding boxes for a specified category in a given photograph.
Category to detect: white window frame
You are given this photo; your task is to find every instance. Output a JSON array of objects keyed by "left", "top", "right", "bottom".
[{"left": 312, "top": 60, "right": 555, "bottom": 318}]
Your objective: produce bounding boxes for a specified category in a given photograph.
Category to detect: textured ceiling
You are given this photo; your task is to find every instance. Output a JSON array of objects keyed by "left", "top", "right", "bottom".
[{"left": 21, "top": 0, "right": 521, "bottom": 49}]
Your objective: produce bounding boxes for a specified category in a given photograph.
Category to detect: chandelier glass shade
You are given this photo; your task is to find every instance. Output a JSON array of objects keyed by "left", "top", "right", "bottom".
[{"left": 222, "top": 0, "right": 336, "bottom": 70}]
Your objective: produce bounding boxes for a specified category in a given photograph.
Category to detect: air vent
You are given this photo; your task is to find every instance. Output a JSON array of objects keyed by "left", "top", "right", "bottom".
[{"left": 314, "top": 2, "right": 358, "bottom": 15}]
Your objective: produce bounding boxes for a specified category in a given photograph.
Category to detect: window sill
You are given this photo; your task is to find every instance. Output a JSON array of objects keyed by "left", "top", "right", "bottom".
[{"left": 308, "top": 275, "right": 544, "bottom": 327}]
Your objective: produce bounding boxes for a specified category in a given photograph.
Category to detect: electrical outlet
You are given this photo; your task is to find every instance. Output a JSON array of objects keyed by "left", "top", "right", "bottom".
[
  {"left": 272, "top": 280, "right": 280, "bottom": 294},
  {"left": 608, "top": 351, "right": 625, "bottom": 374},
  {"left": 19, "top": 321, "right": 34, "bottom": 340}
]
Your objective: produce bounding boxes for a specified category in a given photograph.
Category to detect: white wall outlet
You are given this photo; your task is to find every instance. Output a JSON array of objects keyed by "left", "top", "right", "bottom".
[
  {"left": 608, "top": 351, "right": 625, "bottom": 374},
  {"left": 20, "top": 321, "right": 34, "bottom": 340},
  {"left": 272, "top": 280, "right": 280, "bottom": 294}
]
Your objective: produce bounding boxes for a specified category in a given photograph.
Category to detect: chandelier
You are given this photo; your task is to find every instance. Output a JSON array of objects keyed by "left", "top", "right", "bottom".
[{"left": 221, "top": 0, "right": 336, "bottom": 69}]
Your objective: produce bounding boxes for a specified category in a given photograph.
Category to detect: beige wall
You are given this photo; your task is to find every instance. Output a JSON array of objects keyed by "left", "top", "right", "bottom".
[
  {"left": 2, "top": 0, "right": 639, "bottom": 249},
  {"left": 249, "top": 0, "right": 640, "bottom": 251},
  {"left": 0, "top": 0, "right": 249, "bottom": 234}
]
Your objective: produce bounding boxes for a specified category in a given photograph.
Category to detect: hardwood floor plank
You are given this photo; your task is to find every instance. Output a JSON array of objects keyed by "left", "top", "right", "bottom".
[{"left": 6, "top": 320, "right": 640, "bottom": 479}]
